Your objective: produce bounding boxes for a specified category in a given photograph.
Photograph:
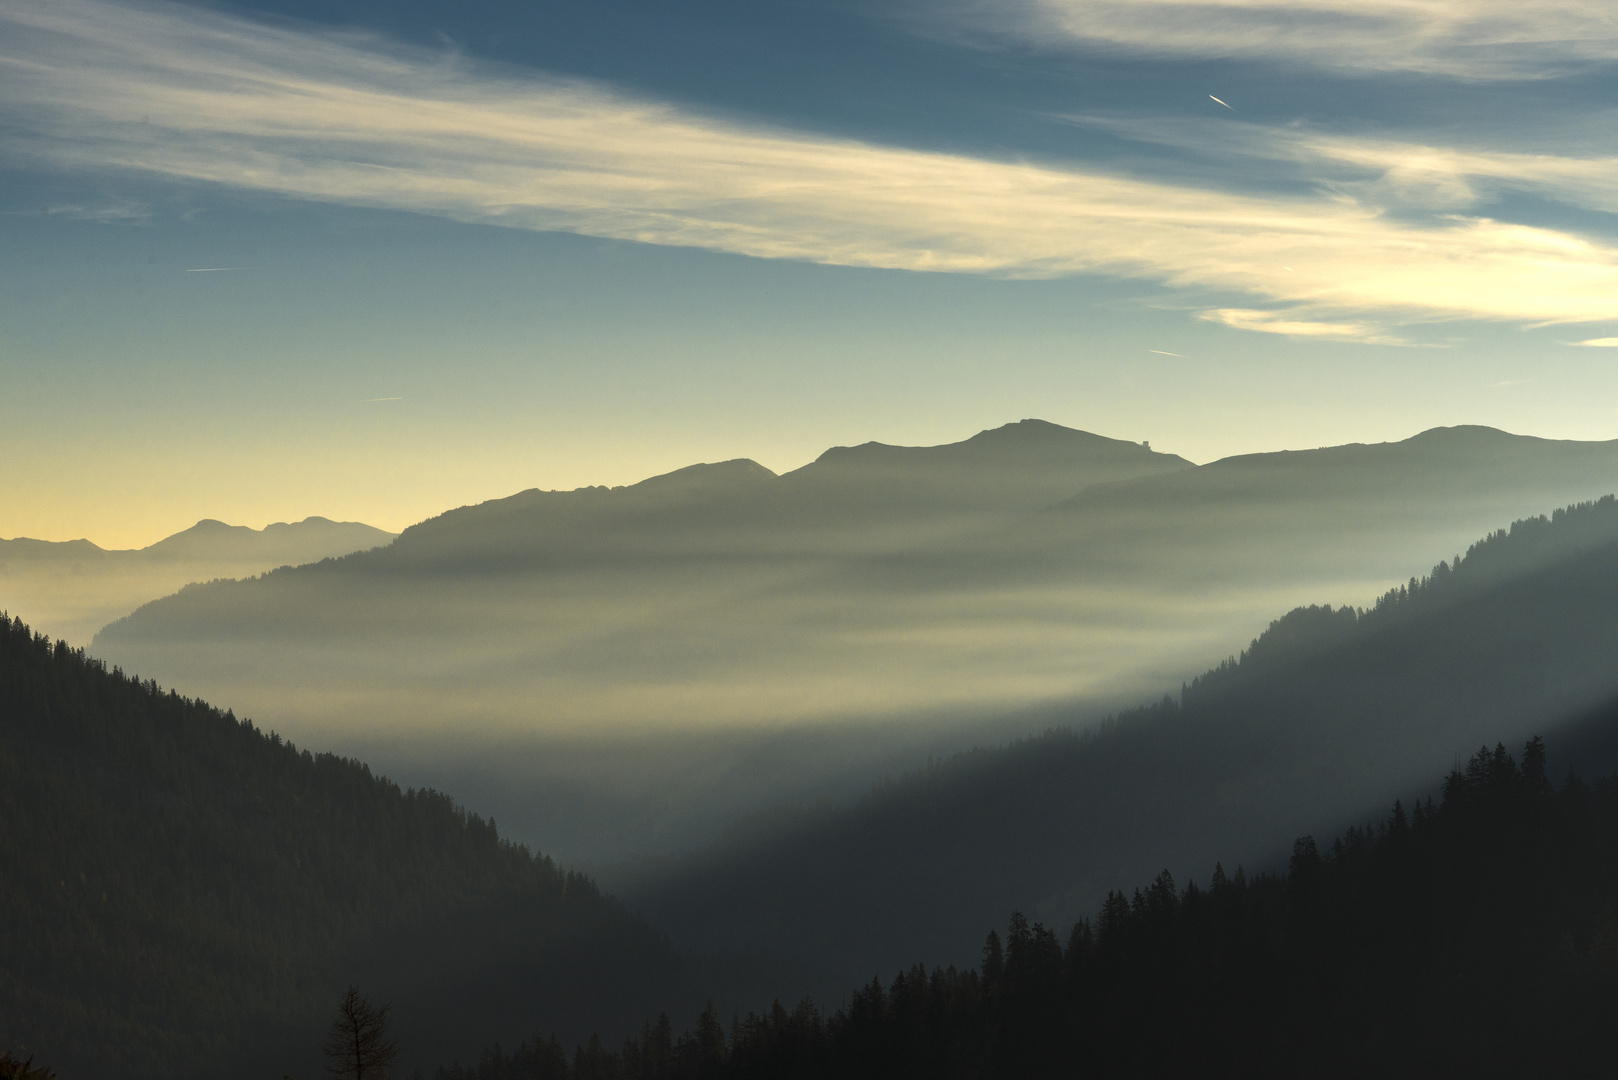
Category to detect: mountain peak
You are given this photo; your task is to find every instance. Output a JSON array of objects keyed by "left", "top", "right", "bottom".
[
  {"left": 808, "top": 420, "right": 1169, "bottom": 469},
  {"left": 628, "top": 458, "right": 778, "bottom": 494},
  {"left": 965, "top": 419, "right": 1094, "bottom": 444},
  {"left": 1405, "top": 425, "right": 1519, "bottom": 444}
]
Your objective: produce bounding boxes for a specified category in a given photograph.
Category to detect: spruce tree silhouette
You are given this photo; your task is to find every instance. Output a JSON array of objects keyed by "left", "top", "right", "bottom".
[{"left": 322, "top": 986, "right": 398, "bottom": 1080}]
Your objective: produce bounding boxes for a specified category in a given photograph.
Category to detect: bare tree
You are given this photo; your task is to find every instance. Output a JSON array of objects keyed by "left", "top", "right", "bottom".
[
  {"left": 322, "top": 985, "right": 399, "bottom": 1080},
  {"left": 0, "top": 1052, "right": 59, "bottom": 1080}
]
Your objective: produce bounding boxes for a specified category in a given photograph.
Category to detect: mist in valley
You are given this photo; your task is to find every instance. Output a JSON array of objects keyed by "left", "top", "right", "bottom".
[
  {"left": 76, "top": 421, "right": 1618, "bottom": 868},
  {"left": 616, "top": 495, "right": 1618, "bottom": 1004},
  {"left": 0, "top": 517, "right": 395, "bottom": 647}
]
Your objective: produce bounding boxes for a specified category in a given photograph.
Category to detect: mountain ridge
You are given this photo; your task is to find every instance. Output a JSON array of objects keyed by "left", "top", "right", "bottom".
[
  {"left": 0, "top": 516, "right": 399, "bottom": 646},
  {"left": 1, "top": 515, "right": 395, "bottom": 557}
]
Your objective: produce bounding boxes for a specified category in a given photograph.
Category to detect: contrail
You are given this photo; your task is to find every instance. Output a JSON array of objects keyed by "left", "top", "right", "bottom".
[
  {"left": 360, "top": 396, "right": 402, "bottom": 402},
  {"left": 1209, "top": 95, "right": 1233, "bottom": 109},
  {"left": 1147, "top": 349, "right": 1184, "bottom": 357},
  {"left": 184, "top": 267, "right": 248, "bottom": 272}
]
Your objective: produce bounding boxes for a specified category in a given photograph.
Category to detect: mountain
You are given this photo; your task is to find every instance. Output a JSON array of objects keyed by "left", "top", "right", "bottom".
[
  {"left": 775, "top": 419, "right": 1191, "bottom": 520},
  {"left": 0, "top": 516, "right": 395, "bottom": 646},
  {"left": 87, "top": 423, "right": 1618, "bottom": 866},
  {"left": 138, "top": 516, "right": 394, "bottom": 564},
  {"left": 613, "top": 496, "right": 1618, "bottom": 1004},
  {"left": 1020, "top": 424, "right": 1618, "bottom": 585},
  {"left": 373, "top": 420, "right": 1191, "bottom": 566},
  {"left": 0, "top": 613, "right": 682, "bottom": 1080}
]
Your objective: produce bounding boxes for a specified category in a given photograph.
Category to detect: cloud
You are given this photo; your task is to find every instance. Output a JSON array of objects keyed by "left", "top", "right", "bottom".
[
  {"left": 945, "top": 0, "right": 1618, "bottom": 79},
  {"left": 7, "top": 198, "right": 152, "bottom": 222},
  {"left": 1061, "top": 113, "right": 1618, "bottom": 216},
  {"left": 6, "top": 0, "right": 1618, "bottom": 340},
  {"left": 1571, "top": 337, "right": 1618, "bottom": 347},
  {"left": 1284, "top": 133, "right": 1618, "bottom": 215},
  {"left": 1199, "top": 309, "right": 1392, "bottom": 343}
]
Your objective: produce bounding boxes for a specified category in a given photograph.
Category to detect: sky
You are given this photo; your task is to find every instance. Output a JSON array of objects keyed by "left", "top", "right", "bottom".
[{"left": 6, "top": 0, "right": 1618, "bottom": 548}]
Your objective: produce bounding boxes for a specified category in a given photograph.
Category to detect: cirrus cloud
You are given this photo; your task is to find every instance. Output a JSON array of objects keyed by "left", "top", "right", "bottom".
[
  {"left": 942, "top": 0, "right": 1618, "bottom": 80},
  {"left": 6, "top": 0, "right": 1618, "bottom": 340}
]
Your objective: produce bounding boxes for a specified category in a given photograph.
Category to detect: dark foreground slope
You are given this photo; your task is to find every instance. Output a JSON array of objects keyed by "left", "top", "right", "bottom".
[
  {"left": 0, "top": 615, "right": 681, "bottom": 1080},
  {"left": 454, "top": 741, "right": 1618, "bottom": 1079},
  {"left": 623, "top": 497, "right": 1618, "bottom": 1001}
]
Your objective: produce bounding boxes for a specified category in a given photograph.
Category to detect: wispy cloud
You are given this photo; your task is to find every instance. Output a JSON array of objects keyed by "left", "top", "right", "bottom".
[
  {"left": 1272, "top": 131, "right": 1618, "bottom": 215},
  {"left": 1571, "top": 337, "right": 1618, "bottom": 347},
  {"left": 944, "top": 0, "right": 1618, "bottom": 79},
  {"left": 6, "top": 0, "right": 1618, "bottom": 340},
  {"left": 1060, "top": 113, "right": 1618, "bottom": 215},
  {"left": 1200, "top": 309, "right": 1392, "bottom": 343},
  {"left": 7, "top": 198, "right": 152, "bottom": 222}
]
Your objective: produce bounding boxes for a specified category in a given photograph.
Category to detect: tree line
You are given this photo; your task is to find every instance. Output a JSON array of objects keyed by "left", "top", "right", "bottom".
[{"left": 439, "top": 738, "right": 1618, "bottom": 1078}]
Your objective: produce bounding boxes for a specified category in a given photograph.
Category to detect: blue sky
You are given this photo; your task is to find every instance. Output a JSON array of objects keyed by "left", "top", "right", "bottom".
[{"left": 6, "top": 0, "right": 1618, "bottom": 545}]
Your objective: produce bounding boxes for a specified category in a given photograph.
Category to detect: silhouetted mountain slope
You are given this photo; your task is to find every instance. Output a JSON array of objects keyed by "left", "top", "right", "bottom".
[
  {"left": 1061, "top": 425, "right": 1618, "bottom": 512},
  {"left": 774, "top": 419, "right": 1190, "bottom": 519},
  {"left": 87, "top": 424, "right": 1618, "bottom": 864},
  {"left": 136, "top": 516, "right": 394, "bottom": 564},
  {"left": 0, "top": 516, "right": 394, "bottom": 568},
  {"left": 366, "top": 420, "right": 1189, "bottom": 568},
  {"left": 379, "top": 459, "right": 783, "bottom": 568},
  {"left": 1018, "top": 425, "right": 1618, "bottom": 586},
  {"left": 620, "top": 497, "right": 1618, "bottom": 1004},
  {"left": 0, "top": 614, "right": 680, "bottom": 1080},
  {"left": 0, "top": 517, "right": 394, "bottom": 646},
  {"left": 451, "top": 741, "right": 1618, "bottom": 1079}
]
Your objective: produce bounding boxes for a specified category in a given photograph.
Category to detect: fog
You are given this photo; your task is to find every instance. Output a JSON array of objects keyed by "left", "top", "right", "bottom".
[
  {"left": 0, "top": 516, "right": 394, "bottom": 646},
  {"left": 75, "top": 422, "right": 1618, "bottom": 863},
  {"left": 608, "top": 499, "right": 1618, "bottom": 1005}
]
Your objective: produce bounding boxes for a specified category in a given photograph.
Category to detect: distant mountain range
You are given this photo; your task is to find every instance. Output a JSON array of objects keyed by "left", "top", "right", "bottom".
[
  {"left": 87, "top": 421, "right": 1618, "bottom": 863},
  {"left": 0, "top": 516, "right": 395, "bottom": 645}
]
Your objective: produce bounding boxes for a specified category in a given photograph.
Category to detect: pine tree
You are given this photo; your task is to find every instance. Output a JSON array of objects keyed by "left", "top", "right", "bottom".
[{"left": 980, "top": 930, "right": 1004, "bottom": 986}]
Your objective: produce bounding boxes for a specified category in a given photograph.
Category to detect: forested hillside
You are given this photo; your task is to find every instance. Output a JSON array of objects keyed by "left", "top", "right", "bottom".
[
  {"left": 446, "top": 740, "right": 1618, "bottom": 1078},
  {"left": 0, "top": 614, "right": 681, "bottom": 1080},
  {"left": 621, "top": 496, "right": 1618, "bottom": 1003}
]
